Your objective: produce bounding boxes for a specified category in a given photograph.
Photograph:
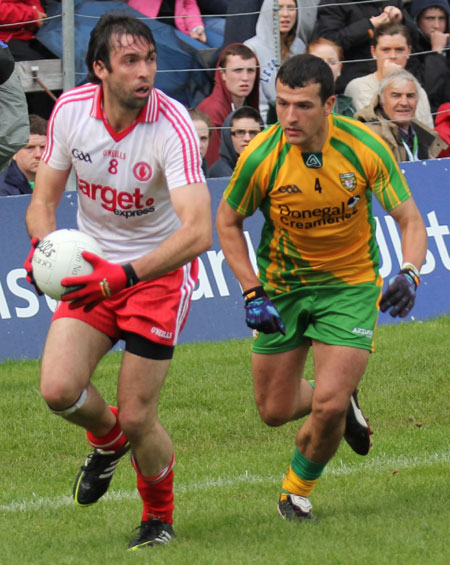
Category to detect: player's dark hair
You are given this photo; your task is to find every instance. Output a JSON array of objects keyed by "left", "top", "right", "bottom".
[
  {"left": 276, "top": 54, "right": 334, "bottom": 103},
  {"left": 231, "top": 106, "right": 264, "bottom": 128},
  {"left": 29, "top": 114, "right": 47, "bottom": 136},
  {"left": 86, "top": 13, "right": 156, "bottom": 83},
  {"left": 372, "top": 22, "right": 412, "bottom": 48}
]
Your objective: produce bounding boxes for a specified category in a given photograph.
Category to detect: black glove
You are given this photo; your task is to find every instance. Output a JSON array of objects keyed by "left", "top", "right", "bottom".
[
  {"left": 243, "top": 286, "right": 286, "bottom": 334},
  {"left": 380, "top": 265, "right": 419, "bottom": 318}
]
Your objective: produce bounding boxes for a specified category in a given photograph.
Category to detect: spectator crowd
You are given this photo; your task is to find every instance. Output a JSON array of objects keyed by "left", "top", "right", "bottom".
[{"left": 2, "top": 0, "right": 450, "bottom": 190}]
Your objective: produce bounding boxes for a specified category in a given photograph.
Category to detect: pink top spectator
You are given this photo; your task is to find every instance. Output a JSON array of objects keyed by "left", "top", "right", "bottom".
[{"left": 128, "top": 0, "right": 204, "bottom": 35}]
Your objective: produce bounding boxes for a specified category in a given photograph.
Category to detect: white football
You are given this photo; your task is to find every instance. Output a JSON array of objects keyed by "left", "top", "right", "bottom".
[{"left": 31, "top": 229, "right": 104, "bottom": 300}]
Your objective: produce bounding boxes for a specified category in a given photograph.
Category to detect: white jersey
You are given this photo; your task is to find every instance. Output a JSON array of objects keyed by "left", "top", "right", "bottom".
[{"left": 42, "top": 83, "right": 205, "bottom": 263}]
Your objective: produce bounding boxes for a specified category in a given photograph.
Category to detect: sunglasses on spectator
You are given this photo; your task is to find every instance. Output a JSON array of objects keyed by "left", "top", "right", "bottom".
[{"left": 231, "top": 129, "right": 261, "bottom": 138}]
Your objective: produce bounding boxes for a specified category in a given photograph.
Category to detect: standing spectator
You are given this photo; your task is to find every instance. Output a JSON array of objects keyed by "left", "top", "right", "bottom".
[
  {"left": 344, "top": 23, "right": 433, "bottom": 127},
  {"left": 307, "top": 38, "right": 355, "bottom": 116},
  {"left": 0, "top": 114, "right": 47, "bottom": 196},
  {"left": 188, "top": 107, "right": 212, "bottom": 176},
  {"left": 209, "top": 106, "right": 263, "bottom": 177},
  {"left": 245, "top": 0, "right": 305, "bottom": 122},
  {"left": 0, "top": 42, "right": 29, "bottom": 172},
  {"left": 216, "top": 53, "right": 427, "bottom": 524},
  {"left": 355, "top": 69, "right": 447, "bottom": 160},
  {"left": 24, "top": 14, "right": 212, "bottom": 551},
  {"left": 409, "top": 0, "right": 450, "bottom": 114},
  {"left": 313, "top": 0, "right": 418, "bottom": 91},
  {"left": 197, "top": 43, "right": 259, "bottom": 167},
  {"left": 219, "top": 0, "right": 263, "bottom": 47},
  {"left": 128, "top": 0, "right": 223, "bottom": 47}
]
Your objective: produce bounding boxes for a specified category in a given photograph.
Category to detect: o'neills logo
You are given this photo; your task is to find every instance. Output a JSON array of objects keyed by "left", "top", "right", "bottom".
[{"left": 151, "top": 327, "right": 173, "bottom": 339}]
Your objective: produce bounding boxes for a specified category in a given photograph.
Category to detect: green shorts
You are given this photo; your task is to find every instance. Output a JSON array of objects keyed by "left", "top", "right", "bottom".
[{"left": 253, "top": 284, "right": 382, "bottom": 354}]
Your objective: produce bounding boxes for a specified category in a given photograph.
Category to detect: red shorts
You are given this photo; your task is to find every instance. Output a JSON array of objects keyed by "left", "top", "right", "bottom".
[{"left": 52, "top": 260, "right": 198, "bottom": 347}]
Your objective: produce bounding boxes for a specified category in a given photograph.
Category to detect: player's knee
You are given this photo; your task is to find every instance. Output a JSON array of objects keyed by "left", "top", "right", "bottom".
[
  {"left": 42, "top": 383, "right": 88, "bottom": 415},
  {"left": 311, "top": 397, "right": 346, "bottom": 429},
  {"left": 118, "top": 407, "right": 157, "bottom": 441},
  {"left": 256, "top": 400, "right": 291, "bottom": 427}
]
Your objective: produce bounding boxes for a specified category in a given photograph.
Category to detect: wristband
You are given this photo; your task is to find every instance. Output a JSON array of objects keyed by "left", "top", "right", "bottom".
[
  {"left": 243, "top": 286, "right": 266, "bottom": 303},
  {"left": 400, "top": 262, "right": 420, "bottom": 287},
  {"left": 122, "top": 263, "right": 140, "bottom": 287}
]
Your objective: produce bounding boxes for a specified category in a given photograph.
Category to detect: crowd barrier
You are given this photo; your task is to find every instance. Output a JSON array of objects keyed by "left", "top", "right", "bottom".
[{"left": 1, "top": 159, "right": 449, "bottom": 361}]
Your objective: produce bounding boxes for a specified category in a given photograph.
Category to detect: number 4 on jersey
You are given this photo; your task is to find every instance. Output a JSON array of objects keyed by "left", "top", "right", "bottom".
[{"left": 314, "top": 178, "right": 322, "bottom": 194}]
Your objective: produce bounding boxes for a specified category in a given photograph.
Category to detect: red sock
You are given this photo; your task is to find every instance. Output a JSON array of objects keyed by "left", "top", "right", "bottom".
[
  {"left": 86, "top": 406, "right": 127, "bottom": 452},
  {"left": 132, "top": 454, "right": 175, "bottom": 524}
]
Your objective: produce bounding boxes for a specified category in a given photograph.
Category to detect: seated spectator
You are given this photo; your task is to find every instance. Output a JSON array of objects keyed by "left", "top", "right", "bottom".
[
  {"left": 434, "top": 102, "right": 450, "bottom": 156},
  {"left": 0, "top": 114, "right": 47, "bottom": 196},
  {"left": 0, "top": 45, "right": 29, "bottom": 173},
  {"left": 197, "top": 43, "right": 259, "bottom": 167},
  {"left": 410, "top": 0, "right": 450, "bottom": 114},
  {"left": 306, "top": 38, "right": 355, "bottom": 116},
  {"left": 188, "top": 108, "right": 212, "bottom": 176},
  {"left": 0, "top": 0, "right": 56, "bottom": 61},
  {"left": 313, "top": 0, "right": 418, "bottom": 91},
  {"left": 128, "top": 0, "right": 223, "bottom": 47},
  {"left": 245, "top": 0, "right": 305, "bottom": 122},
  {"left": 345, "top": 22, "right": 434, "bottom": 127},
  {"left": 354, "top": 69, "right": 447, "bottom": 161},
  {"left": 209, "top": 106, "right": 264, "bottom": 177}
]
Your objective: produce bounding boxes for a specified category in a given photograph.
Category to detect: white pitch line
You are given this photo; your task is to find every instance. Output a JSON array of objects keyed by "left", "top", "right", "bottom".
[{"left": 1, "top": 451, "right": 449, "bottom": 513}]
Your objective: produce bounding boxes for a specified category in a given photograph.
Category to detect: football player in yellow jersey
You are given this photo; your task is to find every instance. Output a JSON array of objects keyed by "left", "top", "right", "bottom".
[{"left": 216, "top": 54, "right": 427, "bottom": 522}]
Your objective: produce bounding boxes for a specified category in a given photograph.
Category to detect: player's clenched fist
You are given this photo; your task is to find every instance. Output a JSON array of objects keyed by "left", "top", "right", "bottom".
[{"left": 243, "top": 286, "right": 286, "bottom": 334}]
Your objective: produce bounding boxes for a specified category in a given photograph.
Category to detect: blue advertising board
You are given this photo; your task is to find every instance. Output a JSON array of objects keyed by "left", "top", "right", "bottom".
[{"left": 1, "top": 160, "right": 449, "bottom": 360}]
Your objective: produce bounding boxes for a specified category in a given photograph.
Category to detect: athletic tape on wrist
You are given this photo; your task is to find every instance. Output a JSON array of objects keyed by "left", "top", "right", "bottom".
[{"left": 401, "top": 262, "right": 420, "bottom": 287}]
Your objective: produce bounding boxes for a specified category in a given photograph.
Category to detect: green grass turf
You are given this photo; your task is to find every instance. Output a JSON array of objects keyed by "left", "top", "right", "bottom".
[{"left": 0, "top": 316, "right": 448, "bottom": 564}]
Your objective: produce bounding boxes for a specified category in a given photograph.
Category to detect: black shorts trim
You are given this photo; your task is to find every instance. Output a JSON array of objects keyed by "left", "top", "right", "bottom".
[{"left": 123, "top": 332, "right": 175, "bottom": 360}]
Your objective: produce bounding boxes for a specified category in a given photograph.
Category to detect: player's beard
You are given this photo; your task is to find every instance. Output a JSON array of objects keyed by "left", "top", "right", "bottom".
[
  {"left": 110, "top": 80, "right": 152, "bottom": 111},
  {"left": 119, "top": 90, "right": 150, "bottom": 111}
]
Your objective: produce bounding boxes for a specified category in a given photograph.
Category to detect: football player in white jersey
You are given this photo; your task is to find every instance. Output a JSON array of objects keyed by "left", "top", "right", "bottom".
[{"left": 24, "top": 14, "right": 212, "bottom": 551}]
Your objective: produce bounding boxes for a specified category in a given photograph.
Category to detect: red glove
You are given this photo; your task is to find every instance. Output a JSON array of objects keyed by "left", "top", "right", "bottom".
[
  {"left": 61, "top": 251, "right": 139, "bottom": 311},
  {"left": 24, "top": 237, "right": 43, "bottom": 295}
]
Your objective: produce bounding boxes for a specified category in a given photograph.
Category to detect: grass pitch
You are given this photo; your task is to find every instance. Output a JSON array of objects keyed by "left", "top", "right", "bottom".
[{"left": 0, "top": 316, "right": 449, "bottom": 564}]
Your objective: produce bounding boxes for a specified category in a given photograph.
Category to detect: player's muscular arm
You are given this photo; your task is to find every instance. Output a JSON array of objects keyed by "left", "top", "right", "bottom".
[
  {"left": 216, "top": 199, "right": 260, "bottom": 292},
  {"left": 389, "top": 197, "right": 427, "bottom": 270},
  {"left": 130, "top": 182, "right": 212, "bottom": 281},
  {"left": 25, "top": 162, "right": 71, "bottom": 239}
]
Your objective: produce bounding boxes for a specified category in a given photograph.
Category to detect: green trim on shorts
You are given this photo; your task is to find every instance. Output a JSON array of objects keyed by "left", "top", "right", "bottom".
[{"left": 252, "top": 284, "right": 381, "bottom": 354}]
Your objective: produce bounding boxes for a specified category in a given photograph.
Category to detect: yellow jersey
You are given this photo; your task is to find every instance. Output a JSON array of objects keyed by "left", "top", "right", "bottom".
[{"left": 224, "top": 114, "right": 411, "bottom": 293}]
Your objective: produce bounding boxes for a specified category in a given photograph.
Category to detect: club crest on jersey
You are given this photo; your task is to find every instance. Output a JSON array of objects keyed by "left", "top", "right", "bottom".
[
  {"left": 339, "top": 172, "right": 357, "bottom": 191},
  {"left": 133, "top": 161, "right": 152, "bottom": 182},
  {"left": 302, "top": 152, "right": 322, "bottom": 168}
]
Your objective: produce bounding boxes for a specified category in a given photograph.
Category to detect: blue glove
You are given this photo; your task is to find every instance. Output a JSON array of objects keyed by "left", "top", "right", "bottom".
[
  {"left": 243, "top": 286, "right": 286, "bottom": 334},
  {"left": 380, "top": 268, "right": 419, "bottom": 318}
]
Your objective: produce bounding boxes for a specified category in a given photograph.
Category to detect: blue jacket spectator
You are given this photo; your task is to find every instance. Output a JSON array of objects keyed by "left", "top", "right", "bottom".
[
  {"left": 209, "top": 106, "right": 263, "bottom": 177},
  {"left": 0, "top": 114, "right": 47, "bottom": 196}
]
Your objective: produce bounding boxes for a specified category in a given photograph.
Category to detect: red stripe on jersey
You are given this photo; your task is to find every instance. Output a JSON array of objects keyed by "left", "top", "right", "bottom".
[
  {"left": 158, "top": 91, "right": 203, "bottom": 185},
  {"left": 43, "top": 84, "right": 97, "bottom": 164}
]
